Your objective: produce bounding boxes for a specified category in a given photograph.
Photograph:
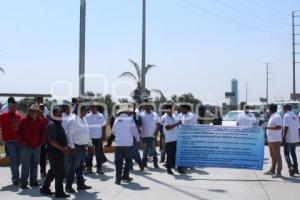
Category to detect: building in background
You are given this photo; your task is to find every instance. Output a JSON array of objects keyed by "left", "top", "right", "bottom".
[{"left": 230, "top": 79, "right": 238, "bottom": 108}]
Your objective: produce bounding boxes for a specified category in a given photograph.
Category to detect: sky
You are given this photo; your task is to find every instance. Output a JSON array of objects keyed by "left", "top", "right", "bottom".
[{"left": 0, "top": 0, "right": 300, "bottom": 104}]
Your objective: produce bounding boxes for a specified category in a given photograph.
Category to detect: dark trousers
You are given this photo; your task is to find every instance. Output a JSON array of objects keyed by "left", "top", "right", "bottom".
[
  {"left": 115, "top": 146, "right": 133, "bottom": 181},
  {"left": 43, "top": 151, "right": 65, "bottom": 194},
  {"left": 66, "top": 145, "right": 86, "bottom": 187},
  {"left": 40, "top": 144, "right": 47, "bottom": 174},
  {"left": 107, "top": 134, "right": 115, "bottom": 146},
  {"left": 166, "top": 141, "right": 176, "bottom": 169},
  {"left": 284, "top": 143, "right": 298, "bottom": 170},
  {"left": 85, "top": 139, "right": 104, "bottom": 168},
  {"left": 142, "top": 137, "right": 158, "bottom": 165}
]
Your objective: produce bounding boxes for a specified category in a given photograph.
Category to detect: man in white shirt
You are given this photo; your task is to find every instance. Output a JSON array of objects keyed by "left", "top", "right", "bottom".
[
  {"left": 264, "top": 104, "right": 283, "bottom": 178},
  {"left": 236, "top": 105, "right": 257, "bottom": 126},
  {"left": 65, "top": 106, "right": 93, "bottom": 194},
  {"left": 85, "top": 103, "right": 107, "bottom": 175},
  {"left": 161, "top": 104, "right": 185, "bottom": 175},
  {"left": 283, "top": 104, "right": 300, "bottom": 176},
  {"left": 0, "top": 97, "right": 16, "bottom": 114},
  {"left": 139, "top": 104, "right": 160, "bottom": 168},
  {"left": 61, "top": 104, "right": 75, "bottom": 133},
  {"left": 180, "top": 104, "right": 197, "bottom": 125},
  {"left": 112, "top": 104, "right": 140, "bottom": 185}
]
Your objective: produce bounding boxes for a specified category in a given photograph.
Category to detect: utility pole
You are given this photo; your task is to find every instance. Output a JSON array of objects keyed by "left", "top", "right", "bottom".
[
  {"left": 79, "top": 0, "right": 86, "bottom": 97},
  {"left": 266, "top": 62, "right": 270, "bottom": 104},
  {"left": 141, "top": 0, "right": 146, "bottom": 100},
  {"left": 292, "top": 11, "right": 300, "bottom": 100}
]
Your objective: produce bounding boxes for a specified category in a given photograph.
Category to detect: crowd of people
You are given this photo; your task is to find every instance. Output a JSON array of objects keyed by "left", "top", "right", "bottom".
[{"left": 0, "top": 96, "right": 299, "bottom": 198}]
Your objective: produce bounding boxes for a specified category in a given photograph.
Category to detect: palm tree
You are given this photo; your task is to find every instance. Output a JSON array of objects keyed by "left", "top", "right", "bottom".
[{"left": 119, "top": 59, "right": 165, "bottom": 102}]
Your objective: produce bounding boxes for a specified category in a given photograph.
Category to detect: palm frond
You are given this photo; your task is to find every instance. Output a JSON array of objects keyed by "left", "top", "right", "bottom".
[
  {"left": 0, "top": 67, "right": 4, "bottom": 74},
  {"left": 145, "top": 64, "right": 156, "bottom": 75},
  {"left": 119, "top": 72, "right": 138, "bottom": 82},
  {"left": 150, "top": 89, "right": 165, "bottom": 99},
  {"left": 128, "top": 59, "right": 141, "bottom": 81}
]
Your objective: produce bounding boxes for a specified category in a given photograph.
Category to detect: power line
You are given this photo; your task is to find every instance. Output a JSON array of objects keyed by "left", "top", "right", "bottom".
[
  {"left": 244, "top": 0, "right": 290, "bottom": 16},
  {"left": 209, "top": 0, "right": 290, "bottom": 26},
  {"left": 181, "top": 0, "right": 289, "bottom": 36}
]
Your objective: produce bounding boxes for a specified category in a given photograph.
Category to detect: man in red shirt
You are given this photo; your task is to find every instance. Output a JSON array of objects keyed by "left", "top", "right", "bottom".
[
  {"left": 0, "top": 99, "right": 22, "bottom": 185},
  {"left": 18, "top": 104, "right": 45, "bottom": 189}
]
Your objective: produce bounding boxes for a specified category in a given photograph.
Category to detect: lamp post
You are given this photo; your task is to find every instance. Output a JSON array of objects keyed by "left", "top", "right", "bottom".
[
  {"left": 141, "top": 0, "right": 146, "bottom": 100},
  {"left": 79, "top": 0, "right": 86, "bottom": 97}
]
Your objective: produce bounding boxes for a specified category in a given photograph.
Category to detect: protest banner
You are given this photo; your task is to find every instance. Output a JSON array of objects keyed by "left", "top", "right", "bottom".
[{"left": 176, "top": 125, "right": 265, "bottom": 170}]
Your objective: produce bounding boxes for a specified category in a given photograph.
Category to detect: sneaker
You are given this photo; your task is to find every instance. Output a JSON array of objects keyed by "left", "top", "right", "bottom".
[
  {"left": 154, "top": 163, "right": 159, "bottom": 169},
  {"left": 77, "top": 184, "right": 92, "bottom": 191},
  {"left": 294, "top": 168, "right": 299, "bottom": 174},
  {"left": 55, "top": 192, "right": 71, "bottom": 198},
  {"left": 96, "top": 168, "right": 104, "bottom": 175},
  {"left": 40, "top": 187, "right": 54, "bottom": 196},
  {"left": 115, "top": 180, "right": 121, "bottom": 185},
  {"left": 65, "top": 187, "right": 76, "bottom": 194},
  {"left": 289, "top": 167, "right": 295, "bottom": 177},
  {"left": 272, "top": 172, "right": 282, "bottom": 178},
  {"left": 264, "top": 171, "right": 275, "bottom": 175},
  {"left": 167, "top": 169, "right": 174, "bottom": 175}
]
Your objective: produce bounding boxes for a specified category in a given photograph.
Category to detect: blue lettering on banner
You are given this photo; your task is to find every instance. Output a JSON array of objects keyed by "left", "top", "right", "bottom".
[{"left": 176, "top": 125, "right": 265, "bottom": 170}]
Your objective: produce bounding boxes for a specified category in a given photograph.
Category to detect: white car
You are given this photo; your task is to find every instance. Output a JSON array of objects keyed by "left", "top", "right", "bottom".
[{"left": 222, "top": 110, "right": 262, "bottom": 126}]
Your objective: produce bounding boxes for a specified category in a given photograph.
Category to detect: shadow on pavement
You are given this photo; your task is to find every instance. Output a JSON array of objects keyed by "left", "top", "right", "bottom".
[
  {"left": 73, "top": 191, "right": 101, "bottom": 200},
  {"left": 281, "top": 175, "right": 300, "bottom": 183},
  {"left": 142, "top": 174, "right": 210, "bottom": 200},
  {"left": 121, "top": 182, "right": 150, "bottom": 191},
  {"left": 0, "top": 184, "right": 19, "bottom": 192},
  {"left": 85, "top": 173, "right": 114, "bottom": 182}
]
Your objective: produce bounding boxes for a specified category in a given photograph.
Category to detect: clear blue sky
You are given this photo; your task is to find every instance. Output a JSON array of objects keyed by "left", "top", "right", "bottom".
[{"left": 0, "top": 0, "right": 299, "bottom": 104}]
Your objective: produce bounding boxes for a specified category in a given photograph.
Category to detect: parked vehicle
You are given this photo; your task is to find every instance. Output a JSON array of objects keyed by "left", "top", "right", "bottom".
[{"left": 222, "top": 110, "right": 264, "bottom": 126}]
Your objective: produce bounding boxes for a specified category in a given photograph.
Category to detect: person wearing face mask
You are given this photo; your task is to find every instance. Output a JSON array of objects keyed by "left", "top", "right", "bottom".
[{"left": 236, "top": 105, "right": 257, "bottom": 127}]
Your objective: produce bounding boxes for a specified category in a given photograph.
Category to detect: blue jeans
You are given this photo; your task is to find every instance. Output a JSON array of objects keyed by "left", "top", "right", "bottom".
[
  {"left": 20, "top": 146, "right": 41, "bottom": 185},
  {"left": 284, "top": 143, "right": 298, "bottom": 170},
  {"left": 66, "top": 145, "right": 86, "bottom": 187},
  {"left": 85, "top": 139, "right": 104, "bottom": 168},
  {"left": 5, "top": 141, "right": 20, "bottom": 181},
  {"left": 142, "top": 137, "right": 158, "bottom": 165},
  {"left": 115, "top": 146, "right": 133, "bottom": 181}
]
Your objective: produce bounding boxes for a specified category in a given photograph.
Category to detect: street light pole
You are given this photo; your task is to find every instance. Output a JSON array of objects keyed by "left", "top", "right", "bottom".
[
  {"left": 79, "top": 0, "right": 86, "bottom": 97},
  {"left": 141, "top": 0, "right": 146, "bottom": 99}
]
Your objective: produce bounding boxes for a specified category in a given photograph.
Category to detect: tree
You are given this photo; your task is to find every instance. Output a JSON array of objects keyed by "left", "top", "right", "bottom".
[
  {"left": 0, "top": 67, "right": 4, "bottom": 74},
  {"left": 119, "top": 59, "right": 165, "bottom": 102},
  {"left": 175, "top": 93, "right": 201, "bottom": 105}
]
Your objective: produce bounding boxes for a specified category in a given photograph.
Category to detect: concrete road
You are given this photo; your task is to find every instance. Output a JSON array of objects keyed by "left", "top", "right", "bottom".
[{"left": 0, "top": 147, "right": 299, "bottom": 200}]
